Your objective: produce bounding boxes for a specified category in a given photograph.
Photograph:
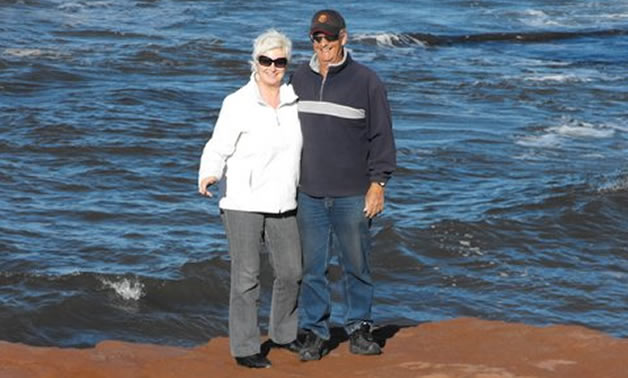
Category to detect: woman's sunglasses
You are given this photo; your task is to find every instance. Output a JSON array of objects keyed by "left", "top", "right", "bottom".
[
  {"left": 310, "top": 33, "right": 340, "bottom": 43},
  {"left": 257, "top": 55, "right": 288, "bottom": 68}
]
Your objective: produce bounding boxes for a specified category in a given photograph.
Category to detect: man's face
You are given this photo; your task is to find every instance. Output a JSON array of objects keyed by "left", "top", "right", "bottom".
[{"left": 311, "top": 31, "right": 346, "bottom": 66}]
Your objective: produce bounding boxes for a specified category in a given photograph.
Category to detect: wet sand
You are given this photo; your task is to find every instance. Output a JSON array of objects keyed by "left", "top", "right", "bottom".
[{"left": 1, "top": 317, "right": 625, "bottom": 378}]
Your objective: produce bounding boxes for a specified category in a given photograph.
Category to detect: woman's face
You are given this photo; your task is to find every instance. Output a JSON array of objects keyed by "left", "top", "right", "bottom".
[{"left": 256, "top": 47, "right": 287, "bottom": 87}]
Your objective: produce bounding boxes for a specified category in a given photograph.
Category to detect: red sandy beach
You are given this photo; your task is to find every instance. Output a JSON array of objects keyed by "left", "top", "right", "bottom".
[{"left": 0, "top": 317, "right": 626, "bottom": 378}]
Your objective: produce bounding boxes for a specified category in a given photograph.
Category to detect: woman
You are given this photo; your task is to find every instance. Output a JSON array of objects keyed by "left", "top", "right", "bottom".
[{"left": 198, "top": 29, "right": 302, "bottom": 369}]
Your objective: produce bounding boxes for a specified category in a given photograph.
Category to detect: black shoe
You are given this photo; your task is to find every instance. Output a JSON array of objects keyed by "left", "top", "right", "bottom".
[
  {"left": 299, "top": 330, "right": 327, "bottom": 361},
  {"left": 235, "top": 353, "right": 271, "bottom": 368},
  {"left": 349, "top": 322, "right": 382, "bottom": 355},
  {"left": 273, "top": 339, "right": 302, "bottom": 354}
]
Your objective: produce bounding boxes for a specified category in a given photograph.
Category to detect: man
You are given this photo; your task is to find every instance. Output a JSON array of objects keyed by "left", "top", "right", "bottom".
[{"left": 290, "top": 9, "right": 396, "bottom": 361}]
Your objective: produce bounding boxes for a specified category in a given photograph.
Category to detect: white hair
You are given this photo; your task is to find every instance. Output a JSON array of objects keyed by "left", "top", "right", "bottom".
[{"left": 250, "top": 29, "right": 292, "bottom": 72}]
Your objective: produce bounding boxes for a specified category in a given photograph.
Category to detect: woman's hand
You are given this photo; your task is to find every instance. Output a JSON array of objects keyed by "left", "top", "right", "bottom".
[{"left": 198, "top": 176, "right": 218, "bottom": 197}]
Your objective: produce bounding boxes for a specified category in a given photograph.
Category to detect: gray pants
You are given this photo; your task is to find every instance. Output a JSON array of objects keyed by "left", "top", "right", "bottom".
[{"left": 222, "top": 209, "right": 302, "bottom": 357}]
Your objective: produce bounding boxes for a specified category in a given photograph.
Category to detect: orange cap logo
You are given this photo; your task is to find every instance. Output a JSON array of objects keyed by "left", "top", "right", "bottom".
[{"left": 318, "top": 14, "right": 328, "bottom": 23}]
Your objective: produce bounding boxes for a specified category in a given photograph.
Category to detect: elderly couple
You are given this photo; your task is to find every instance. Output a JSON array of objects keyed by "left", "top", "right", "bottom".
[{"left": 198, "top": 9, "right": 396, "bottom": 369}]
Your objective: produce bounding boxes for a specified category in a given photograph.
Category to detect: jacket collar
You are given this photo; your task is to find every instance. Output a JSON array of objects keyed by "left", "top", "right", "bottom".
[
  {"left": 248, "top": 72, "right": 298, "bottom": 107},
  {"left": 308, "top": 49, "right": 351, "bottom": 76}
]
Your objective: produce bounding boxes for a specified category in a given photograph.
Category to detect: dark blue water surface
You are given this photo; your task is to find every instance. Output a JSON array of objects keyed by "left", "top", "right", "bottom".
[{"left": 1, "top": 0, "right": 627, "bottom": 347}]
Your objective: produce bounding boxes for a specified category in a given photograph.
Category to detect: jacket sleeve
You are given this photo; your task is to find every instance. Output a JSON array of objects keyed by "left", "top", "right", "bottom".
[
  {"left": 198, "top": 97, "right": 241, "bottom": 187},
  {"left": 366, "top": 77, "right": 396, "bottom": 183}
]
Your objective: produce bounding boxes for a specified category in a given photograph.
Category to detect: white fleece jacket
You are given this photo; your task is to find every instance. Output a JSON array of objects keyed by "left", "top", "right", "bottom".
[{"left": 198, "top": 76, "right": 302, "bottom": 213}]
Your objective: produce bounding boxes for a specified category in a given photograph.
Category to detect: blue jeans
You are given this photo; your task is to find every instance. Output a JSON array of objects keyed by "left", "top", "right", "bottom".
[{"left": 297, "top": 192, "right": 373, "bottom": 340}]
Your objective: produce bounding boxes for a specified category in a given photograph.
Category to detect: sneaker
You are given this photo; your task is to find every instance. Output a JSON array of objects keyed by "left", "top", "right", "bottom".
[
  {"left": 299, "top": 330, "right": 327, "bottom": 361},
  {"left": 349, "top": 322, "right": 382, "bottom": 355},
  {"left": 235, "top": 353, "right": 271, "bottom": 368}
]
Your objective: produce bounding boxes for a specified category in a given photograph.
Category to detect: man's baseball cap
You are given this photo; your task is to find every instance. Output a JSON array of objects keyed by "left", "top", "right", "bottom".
[{"left": 310, "top": 9, "right": 346, "bottom": 36}]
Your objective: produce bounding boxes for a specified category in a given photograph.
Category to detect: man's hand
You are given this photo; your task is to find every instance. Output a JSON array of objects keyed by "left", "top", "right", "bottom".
[
  {"left": 363, "top": 182, "right": 385, "bottom": 218},
  {"left": 198, "top": 176, "right": 218, "bottom": 197}
]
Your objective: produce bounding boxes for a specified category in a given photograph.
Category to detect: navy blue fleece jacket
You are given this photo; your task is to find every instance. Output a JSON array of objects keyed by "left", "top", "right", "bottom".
[{"left": 291, "top": 52, "right": 396, "bottom": 197}]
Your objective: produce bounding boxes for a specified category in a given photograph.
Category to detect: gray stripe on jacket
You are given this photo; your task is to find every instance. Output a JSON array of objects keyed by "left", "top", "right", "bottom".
[{"left": 298, "top": 101, "right": 366, "bottom": 120}]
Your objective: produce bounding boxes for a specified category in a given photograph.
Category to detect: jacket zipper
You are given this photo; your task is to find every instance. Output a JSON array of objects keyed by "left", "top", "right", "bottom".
[{"left": 319, "top": 75, "right": 326, "bottom": 101}]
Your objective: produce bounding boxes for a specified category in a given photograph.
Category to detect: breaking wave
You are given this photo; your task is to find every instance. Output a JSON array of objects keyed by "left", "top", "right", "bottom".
[{"left": 354, "top": 28, "right": 628, "bottom": 47}]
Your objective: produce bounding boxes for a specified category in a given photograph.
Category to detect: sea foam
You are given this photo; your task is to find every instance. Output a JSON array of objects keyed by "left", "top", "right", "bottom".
[
  {"left": 353, "top": 33, "right": 427, "bottom": 48},
  {"left": 101, "top": 277, "right": 145, "bottom": 301},
  {"left": 517, "top": 118, "right": 616, "bottom": 148}
]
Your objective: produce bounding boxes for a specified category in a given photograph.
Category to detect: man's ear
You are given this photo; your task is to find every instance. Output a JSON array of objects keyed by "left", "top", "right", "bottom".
[{"left": 340, "top": 30, "right": 348, "bottom": 46}]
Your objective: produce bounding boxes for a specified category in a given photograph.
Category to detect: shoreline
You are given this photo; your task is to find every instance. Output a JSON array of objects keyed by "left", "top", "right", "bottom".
[{"left": 0, "top": 317, "right": 626, "bottom": 378}]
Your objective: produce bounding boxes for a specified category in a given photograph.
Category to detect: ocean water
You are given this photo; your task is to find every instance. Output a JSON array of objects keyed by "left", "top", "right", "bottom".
[{"left": 1, "top": 0, "right": 626, "bottom": 347}]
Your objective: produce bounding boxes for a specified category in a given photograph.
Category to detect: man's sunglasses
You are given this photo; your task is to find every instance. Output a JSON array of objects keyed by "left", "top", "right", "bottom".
[
  {"left": 310, "top": 33, "right": 340, "bottom": 43},
  {"left": 257, "top": 55, "right": 288, "bottom": 68}
]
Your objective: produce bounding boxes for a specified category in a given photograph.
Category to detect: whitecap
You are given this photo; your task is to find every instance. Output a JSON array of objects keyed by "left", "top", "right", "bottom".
[
  {"left": 550, "top": 123, "right": 615, "bottom": 138},
  {"left": 515, "top": 133, "right": 561, "bottom": 148},
  {"left": 519, "top": 9, "right": 564, "bottom": 27},
  {"left": 57, "top": 2, "right": 85, "bottom": 12},
  {"left": 517, "top": 118, "right": 617, "bottom": 151},
  {"left": 523, "top": 74, "right": 591, "bottom": 83},
  {"left": 86, "top": 1, "right": 113, "bottom": 8},
  {"left": 3, "top": 48, "right": 45, "bottom": 57},
  {"left": 516, "top": 58, "right": 571, "bottom": 68},
  {"left": 597, "top": 175, "right": 628, "bottom": 193},
  {"left": 2, "top": 48, "right": 67, "bottom": 59},
  {"left": 57, "top": 1, "right": 112, "bottom": 11},
  {"left": 101, "top": 277, "right": 145, "bottom": 301},
  {"left": 525, "top": 10, "right": 548, "bottom": 17},
  {"left": 598, "top": 13, "right": 628, "bottom": 20},
  {"left": 353, "top": 33, "right": 426, "bottom": 48},
  {"left": 582, "top": 153, "right": 606, "bottom": 159}
]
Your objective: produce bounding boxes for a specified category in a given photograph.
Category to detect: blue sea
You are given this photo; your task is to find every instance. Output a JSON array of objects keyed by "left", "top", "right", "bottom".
[{"left": 1, "top": 0, "right": 626, "bottom": 347}]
